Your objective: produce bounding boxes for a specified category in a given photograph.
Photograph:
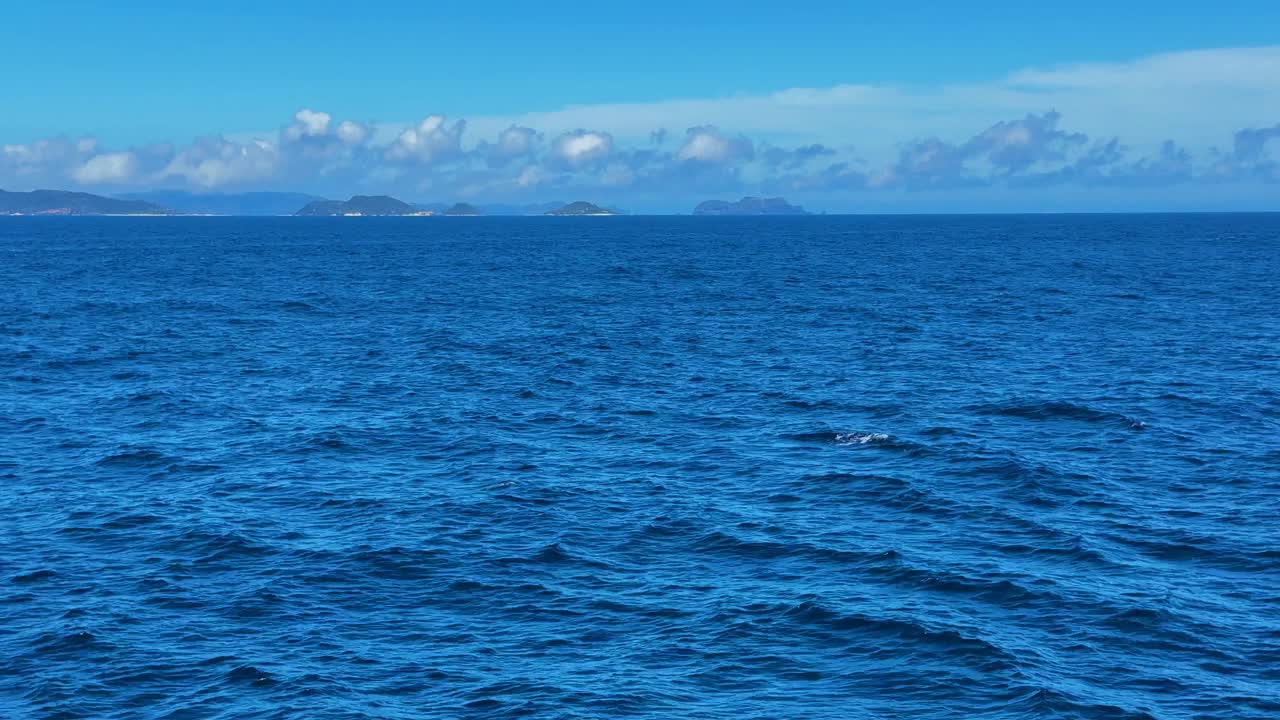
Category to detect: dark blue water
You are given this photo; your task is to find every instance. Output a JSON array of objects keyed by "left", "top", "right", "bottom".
[{"left": 2, "top": 215, "right": 1278, "bottom": 719}]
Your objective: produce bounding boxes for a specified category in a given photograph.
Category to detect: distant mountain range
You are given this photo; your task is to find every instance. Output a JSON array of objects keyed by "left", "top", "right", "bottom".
[
  {"left": 412, "top": 201, "right": 571, "bottom": 216},
  {"left": 295, "top": 195, "right": 427, "bottom": 216},
  {"left": 431, "top": 201, "right": 628, "bottom": 216},
  {"left": 693, "top": 197, "right": 808, "bottom": 216},
  {"left": 479, "top": 201, "right": 565, "bottom": 216},
  {"left": 0, "top": 189, "right": 174, "bottom": 216},
  {"left": 3, "top": 188, "right": 806, "bottom": 218},
  {"left": 546, "top": 201, "right": 618, "bottom": 216},
  {"left": 118, "top": 191, "right": 325, "bottom": 216}
]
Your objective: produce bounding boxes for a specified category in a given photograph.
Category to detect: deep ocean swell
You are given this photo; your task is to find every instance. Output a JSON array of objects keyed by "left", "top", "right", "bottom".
[{"left": 1, "top": 215, "right": 1278, "bottom": 719}]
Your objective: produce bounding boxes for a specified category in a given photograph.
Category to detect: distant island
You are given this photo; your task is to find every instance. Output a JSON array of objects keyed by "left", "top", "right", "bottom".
[
  {"left": 482, "top": 201, "right": 567, "bottom": 216},
  {"left": 0, "top": 189, "right": 175, "bottom": 216},
  {"left": 2, "top": 188, "right": 815, "bottom": 218},
  {"left": 693, "top": 196, "right": 809, "bottom": 216},
  {"left": 444, "top": 203, "right": 481, "bottom": 216},
  {"left": 119, "top": 191, "right": 324, "bottom": 216},
  {"left": 546, "top": 201, "right": 617, "bottom": 216},
  {"left": 294, "top": 195, "right": 430, "bottom": 217}
]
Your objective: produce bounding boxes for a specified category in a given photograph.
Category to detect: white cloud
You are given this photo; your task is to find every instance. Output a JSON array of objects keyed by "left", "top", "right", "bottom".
[
  {"left": 160, "top": 137, "right": 278, "bottom": 188},
  {"left": 516, "top": 165, "right": 549, "bottom": 188},
  {"left": 335, "top": 120, "right": 369, "bottom": 145},
  {"left": 283, "top": 109, "right": 332, "bottom": 142},
  {"left": 563, "top": 134, "right": 606, "bottom": 158},
  {"left": 1, "top": 137, "right": 96, "bottom": 183},
  {"left": 677, "top": 126, "right": 753, "bottom": 163},
  {"left": 73, "top": 152, "right": 138, "bottom": 184},
  {"left": 550, "top": 130, "right": 612, "bottom": 168},
  {"left": 385, "top": 115, "right": 465, "bottom": 163},
  {"left": 492, "top": 125, "right": 537, "bottom": 162},
  {"left": 678, "top": 132, "right": 730, "bottom": 162}
]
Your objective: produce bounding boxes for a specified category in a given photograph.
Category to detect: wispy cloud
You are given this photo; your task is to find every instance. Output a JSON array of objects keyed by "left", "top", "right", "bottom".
[{"left": 469, "top": 47, "right": 1280, "bottom": 149}]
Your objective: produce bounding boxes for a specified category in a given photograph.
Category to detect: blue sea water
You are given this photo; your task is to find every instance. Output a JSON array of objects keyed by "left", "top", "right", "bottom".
[{"left": 1, "top": 215, "right": 1278, "bottom": 720}]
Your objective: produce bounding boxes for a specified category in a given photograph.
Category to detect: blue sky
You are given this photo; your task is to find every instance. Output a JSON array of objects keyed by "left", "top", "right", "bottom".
[{"left": 3, "top": 1, "right": 1279, "bottom": 211}]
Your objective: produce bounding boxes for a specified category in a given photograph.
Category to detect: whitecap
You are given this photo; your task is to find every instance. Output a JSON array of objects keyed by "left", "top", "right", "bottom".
[{"left": 834, "top": 432, "right": 891, "bottom": 446}]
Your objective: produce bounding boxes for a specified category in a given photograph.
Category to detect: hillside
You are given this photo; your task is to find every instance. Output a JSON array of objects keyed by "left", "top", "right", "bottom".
[
  {"left": 294, "top": 195, "right": 418, "bottom": 216},
  {"left": 481, "top": 201, "right": 565, "bottom": 216},
  {"left": 119, "top": 191, "right": 324, "bottom": 216},
  {"left": 693, "top": 196, "right": 808, "bottom": 216},
  {"left": 0, "top": 189, "right": 174, "bottom": 216},
  {"left": 444, "top": 203, "right": 482, "bottom": 216},
  {"left": 545, "top": 201, "right": 617, "bottom": 216}
]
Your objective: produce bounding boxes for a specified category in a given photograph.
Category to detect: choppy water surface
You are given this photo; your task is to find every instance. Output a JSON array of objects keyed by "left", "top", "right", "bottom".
[{"left": 2, "top": 215, "right": 1278, "bottom": 719}]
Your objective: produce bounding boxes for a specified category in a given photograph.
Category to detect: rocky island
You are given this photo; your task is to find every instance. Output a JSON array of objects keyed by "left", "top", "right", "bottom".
[
  {"left": 294, "top": 195, "right": 429, "bottom": 216},
  {"left": 0, "top": 189, "right": 175, "bottom": 216},
  {"left": 545, "top": 201, "right": 617, "bottom": 216},
  {"left": 693, "top": 196, "right": 809, "bottom": 216}
]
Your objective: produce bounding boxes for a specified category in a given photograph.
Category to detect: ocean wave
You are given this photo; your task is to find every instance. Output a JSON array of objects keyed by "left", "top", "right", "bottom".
[
  {"left": 5, "top": 216, "right": 1278, "bottom": 719},
  {"left": 10, "top": 569, "right": 58, "bottom": 584},
  {"left": 786, "top": 430, "right": 924, "bottom": 452},
  {"left": 94, "top": 446, "right": 176, "bottom": 467},
  {"left": 772, "top": 600, "right": 1021, "bottom": 666},
  {"left": 835, "top": 431, "right": 892, "bottom": 445},
  {"left": 971, "top": 400, "right": 1147, "bottom": 429},
  {"left": 351, "top": 546, "right": 445, "bottom": 580}
]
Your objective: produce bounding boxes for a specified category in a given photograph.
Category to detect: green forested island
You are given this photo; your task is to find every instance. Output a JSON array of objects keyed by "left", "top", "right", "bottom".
[
  {"left": 444, "top": 203, "right": 482, "bottom": 216},
  {"left": 546, "top": 201, "right": 617, "bottom": 216},
  {"left": 693, "top": 197, "right": 808, "bottom": 216},
  {"left": 120, "top": 191, "right": 324, "bottom": 216},
  {"left": 294, "top": 195, "right": 424, "bottom": 216}
]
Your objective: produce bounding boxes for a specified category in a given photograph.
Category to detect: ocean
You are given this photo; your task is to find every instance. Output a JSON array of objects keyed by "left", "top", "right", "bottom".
[{"left": 2, "top": 215, "right": 1277, "bottom": 719}]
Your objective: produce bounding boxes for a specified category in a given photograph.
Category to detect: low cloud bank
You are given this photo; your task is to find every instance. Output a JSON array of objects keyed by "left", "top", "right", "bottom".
[{"left": 3, "top": 110, "right": 1277, "bottom": 204}]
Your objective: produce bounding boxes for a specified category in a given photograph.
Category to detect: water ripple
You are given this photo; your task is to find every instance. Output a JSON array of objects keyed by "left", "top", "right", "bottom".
[{"left": 1, "top": 215, "right": 1277, "bottom": 719}]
